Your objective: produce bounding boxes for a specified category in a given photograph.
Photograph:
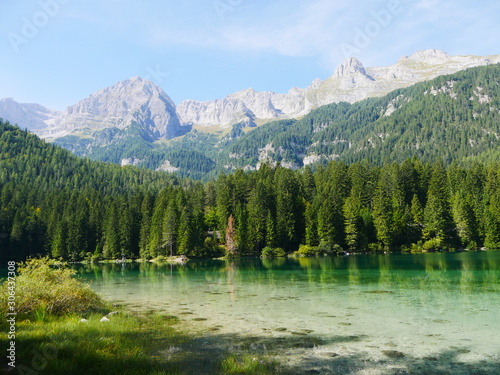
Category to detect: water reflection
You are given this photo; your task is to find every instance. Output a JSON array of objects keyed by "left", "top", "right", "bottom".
[
  {"left": 75, "top": 252, "right": 500, "bottom": 294},
  {"left": 72, "top": 252, "right": 500, "bottom": 366}
]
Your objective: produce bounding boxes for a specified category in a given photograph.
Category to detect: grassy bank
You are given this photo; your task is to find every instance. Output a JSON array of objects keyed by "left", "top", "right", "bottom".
[{"left": 3, "top": 310, "right": 282, "bottom": 375}]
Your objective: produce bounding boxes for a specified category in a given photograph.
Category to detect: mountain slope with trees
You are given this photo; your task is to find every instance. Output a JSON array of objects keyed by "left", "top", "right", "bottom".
[
  {"left": 219, "top": 64, "right": 500, "bottom": 170},
  {"left": 1, "top": 120, "right": 500, "bottom": 263},
  {"left": 11, "top": 64, "right": 497, "bottom": 181}
]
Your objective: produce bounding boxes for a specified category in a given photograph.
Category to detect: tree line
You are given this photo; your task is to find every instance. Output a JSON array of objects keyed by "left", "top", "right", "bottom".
[{"left": 1, "top": 121, "right": 500, "bottom": 261}]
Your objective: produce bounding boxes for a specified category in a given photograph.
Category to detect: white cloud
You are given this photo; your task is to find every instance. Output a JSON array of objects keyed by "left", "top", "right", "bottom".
[
  {"left": 145, "top": 0, "right": 364, "bottom": 69},
  {"left": 68, "top": 0, "right": 500, "bottom": 69}
]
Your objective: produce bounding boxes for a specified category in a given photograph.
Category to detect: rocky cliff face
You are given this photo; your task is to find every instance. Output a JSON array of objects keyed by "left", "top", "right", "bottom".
[
  {"left": 0, "top": 98, "right": 59, "bottom": 131},
  {"left": 176, "top": 49, "right": 500, "bottom": 128},
  {"left": 33, "top": 77, "right": 187, "bottom": 140}
]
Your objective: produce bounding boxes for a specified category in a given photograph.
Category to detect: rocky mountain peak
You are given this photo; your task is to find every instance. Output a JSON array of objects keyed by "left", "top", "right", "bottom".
[
  {"left": 333, "top": 57, "right": 367, "bottom": 78},
  {"left": 401, "top": 49, "right": 449, "bottom": 62},
  {"left": 35, "top": 77, "right": 187, "bottom": 140},
  {"left": 0, "top": 98, "right": 59, "bottom": 130},
  {"left": 67, "top": 76, "right": 171, "bottom": 114}
]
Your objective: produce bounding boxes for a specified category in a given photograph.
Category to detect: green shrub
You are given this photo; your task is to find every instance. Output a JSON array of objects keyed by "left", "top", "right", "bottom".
[
  {"left": 422, "top": 237, "right": 444, "bottom": 251},
  {"left": 0, "top": 257, "right": 107, "bottom": 318},
  {"left": 152, "top": 255, "right": 168, "bottom": 262},
  {"left": 294, "top": 242, "right": 344, "bottom": 257},
  {"left": 316, "top": 241, "right": 332, "bottom": 255},
  {"left": 261, "top": 246, "right": 286, "bottom": 258},
  {"left": 318, "top": 241, "right": 344, "bottom": 255},
  {"left": 410, "top": 241, "right": 424, "bottom": 253},
  {"left": 294, "top": 245, "right": 318, "bottom": 256},
  {"left": 368, "top": 243, "right": 383, "bottom": 252},
  {"left": 188, "top": 237, "right": 225, "bottom": 258}
]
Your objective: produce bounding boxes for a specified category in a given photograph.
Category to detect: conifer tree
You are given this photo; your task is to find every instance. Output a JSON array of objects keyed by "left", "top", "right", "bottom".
[
  {"left": 423, "top": 162, "right": 455, "bottom": 246},
  {"left": 162, "top": 203, "right": 178, "bottom": 257}
]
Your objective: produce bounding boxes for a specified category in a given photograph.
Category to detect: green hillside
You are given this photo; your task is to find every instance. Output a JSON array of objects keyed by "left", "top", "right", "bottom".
[{"left": 220, "top": 64, "right": 500, "bottom": 170}]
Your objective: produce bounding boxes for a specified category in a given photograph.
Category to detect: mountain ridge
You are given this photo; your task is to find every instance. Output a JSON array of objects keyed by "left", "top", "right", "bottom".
[
  {"left": 218, "top": 63, "right": 500, "bottom": 172},
  {"left": 2, "top": 49, "right": 500, "bottom": 137},
  {"left": 177, "top": 49, "right": 500, "bottom": 128},
  {"left": 1, "top": 50, "right": 500, "bottom": 179}
]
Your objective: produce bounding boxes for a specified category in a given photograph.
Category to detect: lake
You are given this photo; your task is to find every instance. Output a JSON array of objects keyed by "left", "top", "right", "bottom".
[{"left": 76, "top": 252, "right": 500, "bottom": 374}]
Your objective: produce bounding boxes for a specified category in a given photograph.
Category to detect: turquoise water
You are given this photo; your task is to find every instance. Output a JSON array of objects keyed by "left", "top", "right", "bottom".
[{"left": 76, "top": 252, "right": 500, "bottom": 373}]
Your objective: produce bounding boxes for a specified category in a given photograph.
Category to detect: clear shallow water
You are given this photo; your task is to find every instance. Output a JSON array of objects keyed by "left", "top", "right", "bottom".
[{"left": 76, "top": 252, "right": 500, "bottom": 373}]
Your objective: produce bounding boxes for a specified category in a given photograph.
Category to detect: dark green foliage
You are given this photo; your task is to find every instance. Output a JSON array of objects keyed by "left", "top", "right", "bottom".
[
  {"left": 2, "top": 118, "right": 500, "bottom": 262},
  {"left": 261, "top": 246, "right": 286, "bottom": 258}
]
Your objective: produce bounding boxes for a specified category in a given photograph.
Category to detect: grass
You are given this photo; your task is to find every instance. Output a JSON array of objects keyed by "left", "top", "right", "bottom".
[
  {"left": 221, "top": 355, "right": 280, "bottom": 375},
  {"left": 1, "top": 311, "right": 282, "bottom": 375},
  {"left": 7, "top": 312, "right": 184, "bottom": 374}
]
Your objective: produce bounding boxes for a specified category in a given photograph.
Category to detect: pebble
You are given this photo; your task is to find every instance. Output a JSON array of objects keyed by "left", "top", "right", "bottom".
[{"left": 381, "top": 350, "right": 406, "bottom": 358}]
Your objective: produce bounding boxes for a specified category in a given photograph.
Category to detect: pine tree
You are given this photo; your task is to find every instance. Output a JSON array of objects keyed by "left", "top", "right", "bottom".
[
  {"left": 274, "top": 168, "right": 299, "bottom": 251},
  {"left": 102, "top": 202, "right": 120, "bottom": 259},
  {"left": 50, "top": 220, "right": 67, "bottom": 259},
  {"left": 139, "top": 194, "right": 153, "bottom": 259},
  {"left": 344, "top": 195, "right": 364, "bottom": 251},
  {"left": 216, "top": 174, "right": 232, "bottom": 236},
  {"left": 304, "top": 201, "right": 318, "bottom": 246},
  {"left": 373, "top": 176, "right": 393, "bottom": 250},
  {"left": 247, "top": 182, "right": 268, "bottom": 253},
  {"left": 423, "top": 162, "right": 455, "bottom": 247},
  {"left": 162, "top": 203, "right": 178, "bottom": 257},
  {"left": 451, "top": 190, "right": 479, "bottom": 248},
  {"left": 265, "top": 210, "right": 277, "bottom": 248},
  {"left": 177, "top": 208, "right": 191, "bottom": 255}
]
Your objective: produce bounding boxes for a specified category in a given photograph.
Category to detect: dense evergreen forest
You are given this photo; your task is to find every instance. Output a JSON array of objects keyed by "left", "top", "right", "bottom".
[{"left": 1, "top": 121, "right": 500, "bottom": 262}]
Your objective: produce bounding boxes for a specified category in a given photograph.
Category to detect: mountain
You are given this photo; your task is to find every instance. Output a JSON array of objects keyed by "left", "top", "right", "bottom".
[
  {"left": 217, "top": 63, "right": 500, "bottom": 171},
  {"left": 3, "top": 50, "right": 498, "bottom": 135},
  {"left": 0, "top": 98, "right": 59, "bottom": 131},
  {"left": 176, "top": 49, "right": 500, "bottom": 128},
  {"left": 36, "top": 76, "right": 189, "bottom": 140},
  {"left": 1, "top": 50, "right": 500, "bottom": 178}
]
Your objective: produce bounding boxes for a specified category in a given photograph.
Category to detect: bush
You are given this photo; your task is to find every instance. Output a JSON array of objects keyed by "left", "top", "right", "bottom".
[
  {"left": 151, "top": 255, "right": 168, "bottom": 262},
  {"left": 318, "top": 241, "right": 344, "bottom": 255},
  {"left": 261, "top": 246, "right": 286, "bottom": 258},
  {"left": 410, "top": 241, "right": 424, "bottom": 253},
  {"left": 293, "top": 242, "right": 344, "bottom": 257},
  {"left": 294, "top": 245, "right": 318, "bottom": 257},
  {"left": 0, "top": 258, "right": 107, "bottom": 319},
  {"left": 368, "top": 243, "right": 383, "bottom": 252},
  {"left": 188, "top": 237, "right": 225, "bottom": 258},
  {"left": 422, "top": 237, "right": 444, "bottom": 252}
]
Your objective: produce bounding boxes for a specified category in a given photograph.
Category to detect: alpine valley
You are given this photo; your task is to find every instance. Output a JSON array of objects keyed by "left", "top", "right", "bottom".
[{"left": 1, "top": 49, "right": 500, "bottom": 179}]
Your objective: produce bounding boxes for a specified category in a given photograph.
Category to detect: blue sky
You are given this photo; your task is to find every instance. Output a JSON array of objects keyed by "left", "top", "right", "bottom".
[{"left": 1, "top": 0, "right": 499, "bottom": 110}]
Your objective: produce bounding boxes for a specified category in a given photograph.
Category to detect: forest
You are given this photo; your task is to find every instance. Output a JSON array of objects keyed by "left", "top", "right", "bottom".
[{"left": 1, "top": 120, "right": 500, "bottom": 262}]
